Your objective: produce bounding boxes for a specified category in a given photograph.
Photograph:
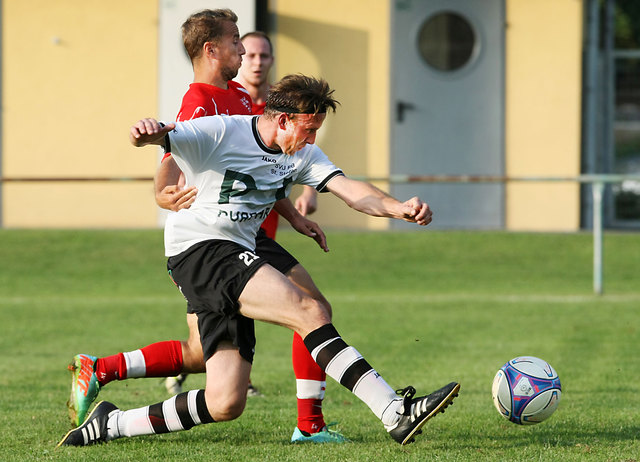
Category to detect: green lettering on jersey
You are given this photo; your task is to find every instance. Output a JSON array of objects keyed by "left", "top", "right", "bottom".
[
  {"left": 219, "top": 170, "right": 257, "bottom": 204},
  {"left": 276, "top": 176, "right": 294, "bottom": 201}
]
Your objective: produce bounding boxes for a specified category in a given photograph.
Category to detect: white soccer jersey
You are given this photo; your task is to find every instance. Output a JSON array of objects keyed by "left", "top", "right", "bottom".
[{"left": 164, "top": 115, "right": 343, "bottom": 256}]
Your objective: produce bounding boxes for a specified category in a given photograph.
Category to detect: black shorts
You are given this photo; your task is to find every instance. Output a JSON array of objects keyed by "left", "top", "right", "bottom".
[
  {"left": 254, "top": 227, "right": 299, "bottom": 274},
  {"left": 181, "top": 230, "right": 298, "bottom": 315},
  {"left": 167, "top": 239, "right": 267, "bottom": 363}
]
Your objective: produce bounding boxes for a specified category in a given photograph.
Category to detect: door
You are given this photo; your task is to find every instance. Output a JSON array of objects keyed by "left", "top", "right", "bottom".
[{"left": 391, "top": 0, "right": 505, "bottom": 229}]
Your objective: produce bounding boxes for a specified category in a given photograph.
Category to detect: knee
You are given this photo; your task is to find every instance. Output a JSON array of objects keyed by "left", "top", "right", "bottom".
[
  {"left": 320, "top": 298, "right": 333, "bottom": 319},
  {"left": 300, "top": 297, "right": 331, "bottom": 328},
  {"left": 205, "top": 389, "right": 246, "bottom": 422},
  {"left": 312, "top": 297, "right": 333, "bottom": 320}
]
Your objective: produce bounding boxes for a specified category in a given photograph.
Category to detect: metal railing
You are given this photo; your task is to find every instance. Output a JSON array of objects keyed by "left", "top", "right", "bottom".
[
  {"left": 3, "top": 173, "right": 640, "bottom": 295},
  {"left": 351, "top": 173, "right": 640, "bottom": 296}
]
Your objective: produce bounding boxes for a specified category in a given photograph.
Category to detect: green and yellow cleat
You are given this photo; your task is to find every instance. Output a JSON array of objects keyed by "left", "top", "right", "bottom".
[{"left": 66, "top": 354, "right": 101, "bottom": 427}]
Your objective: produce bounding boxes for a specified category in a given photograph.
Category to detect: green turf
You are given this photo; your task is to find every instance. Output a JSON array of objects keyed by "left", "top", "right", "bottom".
[{"left": 1, "top": 229, "right": 639, "bottom": 461}]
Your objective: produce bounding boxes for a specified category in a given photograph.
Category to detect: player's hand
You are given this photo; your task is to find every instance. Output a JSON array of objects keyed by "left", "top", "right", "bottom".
[
  {"left": 400, "top": 197, "right": 433, "bottom": 226},
  {"left": 289, "top": 215, "right": 329, "bottom": 252},
  {"left": 130, "top": 118, "right": 175, "bottom": 147},
  {"left": 156, "top": 185, "right": 197, "bottom": 212},
  {"left": 294, "top": 187, "right": 318, "bottom": 216}
]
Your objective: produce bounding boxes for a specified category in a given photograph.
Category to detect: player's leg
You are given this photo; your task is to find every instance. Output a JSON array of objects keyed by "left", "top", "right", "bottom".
[
  {"left": 286, "top": 264, "right": 348, "bottom": 442},
  {"left": 239, "top": 264, "right": 401, "bottom": 421},
  {"left": 181, "top": 312, "right": 206, "bottom": 372},
  {"left": 239, "top": 264, "right": 460, "bottom": 445},
  {"left": 67, "top": 312, "right": 205, "bottom": 427},
  {"left": 66, "top": 337, "right": 185, "bottom": 427},
  {"left": 253, "top": 232, "right": 335, "bottom": 439},
  {"left": 60, "top": 256, "right": 257, "bottom": 449},
  {"left": 57, "top": 341, "right": 250, "bottom": 447},
  {"left": 164, "top": 312, "right": 205, "bottom": 394},
  {"left": 113, "top": 342, "right": 249, "bottom": 438},
  {"left": 68, "top": 270, "right": 208, "bottom": 426}
]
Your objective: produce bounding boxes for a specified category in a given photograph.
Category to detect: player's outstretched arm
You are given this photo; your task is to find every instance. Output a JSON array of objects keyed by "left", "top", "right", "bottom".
[
  {"left": 274, "top": 198, "right": 329, "bottom": 252},
  {"left": 326, "top": 175, "right": 433, "bottom": 226},
  {"left": 129, "top": 118, "right": 175, "bottom": 147}
]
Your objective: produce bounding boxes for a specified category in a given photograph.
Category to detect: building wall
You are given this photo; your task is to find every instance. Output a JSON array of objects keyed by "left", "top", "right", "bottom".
[
  {"left": 1, "top": 0, "right": 585, "bottom": 231},
  {"left": 2, "top": 0, "right": 158, "bottom": 227},
  {"left": 505, "top": 0, "right": 583, "bottom": 231},
  {"left": 271, "top": 0, "right": 392, "bottom": 230}
]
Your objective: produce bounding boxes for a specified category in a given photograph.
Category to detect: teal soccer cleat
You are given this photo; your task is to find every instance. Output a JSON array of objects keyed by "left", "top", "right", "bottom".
[
  {"left": 291, "top": 423, "right": 349, "bottom": 444},
  {"left": 66, "top": 354, "right": 101, "bottom": 427}
]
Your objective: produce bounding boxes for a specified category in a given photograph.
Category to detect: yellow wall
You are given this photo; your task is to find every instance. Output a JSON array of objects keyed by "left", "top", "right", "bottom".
[
  {"left": 2, "top": 0, "right": 158, "bottom": 227},
  {"left": 1, "top": 1, "right": 586, "bottom": 231},
  {"left": 505, "top": 0, "right": 583, "bottom": 231},
  {"left": 271, "top": 0, "right": 391, "bottom": 230}
]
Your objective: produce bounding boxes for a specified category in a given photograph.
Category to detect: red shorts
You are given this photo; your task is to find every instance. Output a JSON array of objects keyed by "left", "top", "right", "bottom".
[{"left": 260, "top": 210, "right": 279, "bottom": 240}]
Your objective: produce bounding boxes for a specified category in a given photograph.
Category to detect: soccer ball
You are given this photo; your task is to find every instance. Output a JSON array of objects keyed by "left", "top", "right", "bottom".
[{"left": 491, "top": 356, "right": 561, "bottom": 425}]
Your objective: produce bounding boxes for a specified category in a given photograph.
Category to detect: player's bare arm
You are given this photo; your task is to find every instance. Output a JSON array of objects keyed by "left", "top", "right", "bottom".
[
  {"left": 132, "top": 118, "right": 198, "bottom": 212},
  {"left": 325, "top": 175, "right": 433, "bottom": 226},
  {"left": 155, "top": 157, "right": 198, "bottom": 212},
  {"left": 294, "top": 186, "right": 318, "bottom": 216},
  {"left": 129, "top": 118, "right": 197, "bottom": 211},
  {"left": 273, "top": 198, "right": 329, "bottom": 252}
]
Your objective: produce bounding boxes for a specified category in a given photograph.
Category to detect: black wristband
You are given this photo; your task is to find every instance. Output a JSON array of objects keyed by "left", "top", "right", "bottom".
[{"left": 158, "top": 122, "right": 171, "bottom": 153}]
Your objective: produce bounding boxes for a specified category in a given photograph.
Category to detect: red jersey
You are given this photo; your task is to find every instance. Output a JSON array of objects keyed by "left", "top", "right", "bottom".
[
  {"left": 165, "top": 80, "right": 279, "bottom": 239},
  {"left": 176, "top": 81, "right": 252, "bottom": 121},
  {"left": 251, "top": 100, "right": 266, "bottom": 115}
]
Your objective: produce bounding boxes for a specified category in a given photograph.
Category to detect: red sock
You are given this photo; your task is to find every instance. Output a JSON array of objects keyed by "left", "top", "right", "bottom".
[
  {"left": 95, "top": 340, "right": 183, "bottom": 386},
  {"left": 292, "top": 332, "right": 326, "bottom": 434},
  {"left": 95, "top": 353, "right": 126, "bottom": 386}
]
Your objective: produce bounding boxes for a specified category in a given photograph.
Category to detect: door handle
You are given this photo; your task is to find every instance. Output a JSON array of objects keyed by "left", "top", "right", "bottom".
[{"left": 397, "top": 101, "right": 416, "bottom": 122}]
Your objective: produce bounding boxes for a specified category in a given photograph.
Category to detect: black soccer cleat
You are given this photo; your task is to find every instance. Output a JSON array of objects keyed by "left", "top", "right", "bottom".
[
  {"left": 387, "top": 382, "right": 460, "bottom": 445},
  {"left": 57, "top": 401, "right": 119, "bottom": 447}
]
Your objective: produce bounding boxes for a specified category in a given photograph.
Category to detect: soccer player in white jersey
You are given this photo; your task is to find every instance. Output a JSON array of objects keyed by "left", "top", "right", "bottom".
[{"left": 58, "top": 74, "right": 460, "bottom": 448}]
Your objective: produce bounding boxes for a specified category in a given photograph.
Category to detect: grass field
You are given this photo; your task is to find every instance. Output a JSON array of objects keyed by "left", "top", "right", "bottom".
[{"left": 1, "top": 229, "right": 639, "bottom": 461}]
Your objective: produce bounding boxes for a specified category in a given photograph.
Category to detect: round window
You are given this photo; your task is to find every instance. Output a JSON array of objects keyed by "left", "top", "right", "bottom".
[{"left": 418, "top": 12, "right": 477, "bottom": 72}]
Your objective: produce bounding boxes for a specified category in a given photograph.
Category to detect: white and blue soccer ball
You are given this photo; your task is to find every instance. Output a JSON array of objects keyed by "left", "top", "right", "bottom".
[{"left": 491, "top": 356, "right": 562, "bottom": 425}]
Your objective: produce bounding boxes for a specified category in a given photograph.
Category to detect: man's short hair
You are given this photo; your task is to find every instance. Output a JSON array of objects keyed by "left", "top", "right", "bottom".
[
  {"left": 264, "top": 74, "right": 339, "bottom": 117},
  {"left": 182, "top": 9, "right": 238, "bottom": 61},
  {"left": 240, "top": 31, "right": 273, "bottom": 56}
]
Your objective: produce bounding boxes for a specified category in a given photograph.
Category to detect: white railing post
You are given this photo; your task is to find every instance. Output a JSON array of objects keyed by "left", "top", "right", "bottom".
[{"left": 592, "top": 181, "right": 604, "bottom": 295}]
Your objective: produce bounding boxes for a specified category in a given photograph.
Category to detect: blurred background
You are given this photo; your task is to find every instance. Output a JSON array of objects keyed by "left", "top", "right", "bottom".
[{"left": 1, "top": 0, "right": 638, "bottom": 232}]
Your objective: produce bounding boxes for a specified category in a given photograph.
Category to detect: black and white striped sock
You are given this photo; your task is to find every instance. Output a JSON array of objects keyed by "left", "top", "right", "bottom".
[
  {"left": 108, "top": 389, "right": 214, "bottom": 439},
  {"left": 304, "top": 324, "right": 401, "bottom": 426}
]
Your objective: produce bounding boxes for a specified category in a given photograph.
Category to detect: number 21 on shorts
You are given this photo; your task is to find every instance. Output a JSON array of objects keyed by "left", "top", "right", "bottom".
[{"left": 238, "top": 251, "right": 260, "bottom": 266}]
